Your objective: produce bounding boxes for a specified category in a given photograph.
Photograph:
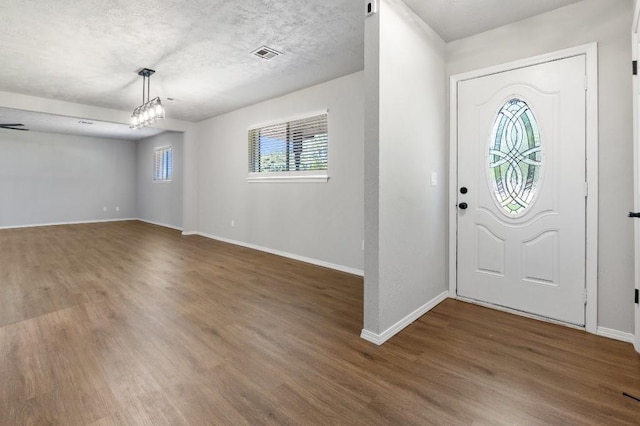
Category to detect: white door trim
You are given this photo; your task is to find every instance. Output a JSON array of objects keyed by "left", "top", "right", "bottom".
[
  {"left": 631, "top": 0, "right": 640, "bottom": 353},
  {"left": 448, "top": 43, "right": 599, "bottom": 334}
]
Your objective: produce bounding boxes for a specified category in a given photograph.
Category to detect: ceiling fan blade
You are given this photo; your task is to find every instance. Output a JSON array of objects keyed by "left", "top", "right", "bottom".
[{"left": 0, "top": 124, "right": 28, "bottom": 131}]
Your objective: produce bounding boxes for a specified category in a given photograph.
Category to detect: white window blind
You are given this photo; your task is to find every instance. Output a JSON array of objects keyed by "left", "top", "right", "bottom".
[
  {"left": 154, "top": 146, "right": 172, "bottom": 182},
  {"left": 248, "top": 113, "right": 328, "bottom": 174}
]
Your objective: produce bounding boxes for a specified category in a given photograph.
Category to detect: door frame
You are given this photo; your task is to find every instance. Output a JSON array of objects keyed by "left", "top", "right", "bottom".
[
  {"left": 631, "top": 0, "right": 640, "bottom": 353},
  {"left": 448, "top": 43, "right": 599, "bottom": 334}
]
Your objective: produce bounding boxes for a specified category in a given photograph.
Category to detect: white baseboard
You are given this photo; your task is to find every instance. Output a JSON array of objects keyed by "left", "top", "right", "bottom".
[
  {"left": 596, "top": 326, "right": 635, "bottom": 344},
  {"left": 360, "top": 329, "right": 381, "bottom": 344},
  {"left": 136, "top": 218, "right": 183, "bottom": 231},
  {"left": 194, "top": 232, "right": 364, "bottom": 277},
  {"left": 360, "top": 291, "right": 449, "bottom": 345},
  {"left": 181, "top": 231, "right": 199, "bottom": 236},
  {"left": 0, "top": 218, "right": 137, "bottom": 230}
]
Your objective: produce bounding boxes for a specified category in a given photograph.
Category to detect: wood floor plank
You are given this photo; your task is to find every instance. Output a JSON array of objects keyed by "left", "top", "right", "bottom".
[{"left": 1, "top": 221, "right": 639, "bottom": 425}]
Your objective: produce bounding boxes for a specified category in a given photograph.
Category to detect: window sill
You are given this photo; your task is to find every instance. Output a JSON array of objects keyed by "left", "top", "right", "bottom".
[{"left": 247, "top": 173, "right": 329, "bottom": 183}]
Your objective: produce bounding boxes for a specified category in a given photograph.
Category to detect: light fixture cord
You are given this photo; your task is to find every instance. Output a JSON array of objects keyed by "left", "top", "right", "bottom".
[{"left": 147, "top": 75, "right": 151, "bottom": 104}]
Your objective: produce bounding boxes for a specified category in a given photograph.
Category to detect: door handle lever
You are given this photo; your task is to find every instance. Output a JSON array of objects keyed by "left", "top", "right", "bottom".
[{"left": 629, "top": 212, "right": 640, "bottom": 218}]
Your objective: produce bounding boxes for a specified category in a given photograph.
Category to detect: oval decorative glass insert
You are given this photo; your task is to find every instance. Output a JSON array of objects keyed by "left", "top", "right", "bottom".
[{"left": 489, "top": 98, "right": 542, "bottom": 216}]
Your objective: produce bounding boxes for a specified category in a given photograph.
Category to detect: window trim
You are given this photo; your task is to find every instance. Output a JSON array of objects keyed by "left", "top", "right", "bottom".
[
  {"left": 153, "top": 145, "right": 173, "bottom": 183},
  {"left": 247, "top": 110, "right": 329, "bottom": 182},
  {"left": 247, "top": 170, "right": 329, "bottom": 183}
]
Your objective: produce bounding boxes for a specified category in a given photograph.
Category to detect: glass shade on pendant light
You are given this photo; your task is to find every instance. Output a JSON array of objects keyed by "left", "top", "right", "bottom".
[{"left": 130, "top": 97, "right": 165, "bottom": 129}]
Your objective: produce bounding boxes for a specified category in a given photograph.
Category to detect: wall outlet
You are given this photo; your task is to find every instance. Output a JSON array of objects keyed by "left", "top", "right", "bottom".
[
  {"left": 231, "top": 219, "right": 235, "bottom": 228},
  {"left": 116, "top": 206, "right": 120, "bottom": 212},
  {"left": 103, "top": 206, "right": 107, "bottom": 212},
  {"left": 362, "top": 240, "right": 365, "bottom": 251},
  {"left": 431, "top": 172, "right": 438, "bottom": 186}
]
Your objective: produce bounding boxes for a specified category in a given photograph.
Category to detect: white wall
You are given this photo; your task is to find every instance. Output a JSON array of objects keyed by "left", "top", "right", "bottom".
[
  {"left": 363, "top": 0, "right": 447, "bottom": 339},
  {"left": 196, "top": 71, "right": 364, "bottom": 272},
  {"left": 137, "top": 132, "right": 184, "bottom": 229},
  {"left": 0, "top": 130, "right": 136, "bottom": 227},
  {"left": 0, "top": 91, "right": 199, "bottom": 233},
  {"left": 447, "top": 0, "right": 634, "bottom": 333}
]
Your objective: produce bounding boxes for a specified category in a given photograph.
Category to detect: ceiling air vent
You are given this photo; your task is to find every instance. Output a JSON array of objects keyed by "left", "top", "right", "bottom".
[{"left": 251, "top": 46, "right": 282, "bottom": 61}]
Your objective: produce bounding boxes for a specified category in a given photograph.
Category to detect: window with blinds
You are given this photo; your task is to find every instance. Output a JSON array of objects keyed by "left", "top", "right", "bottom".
[
  {"left": 248, "top": 113, "right": 328, "bottom": 179},
  {"left": 154, "top": 146, "right": 172, "bottom": 182}
]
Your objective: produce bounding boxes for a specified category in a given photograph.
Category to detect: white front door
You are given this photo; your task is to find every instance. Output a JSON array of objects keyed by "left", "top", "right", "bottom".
[{"left": 457, "top": 55, "right": 587, "bottom": 326}]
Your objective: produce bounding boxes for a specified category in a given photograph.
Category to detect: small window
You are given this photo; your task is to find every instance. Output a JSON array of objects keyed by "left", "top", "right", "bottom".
[
  {"left": 248, "top": 113, "right": 328, "bottom": 182},
  {"left": 154, "top": 146, "right": 172, "bottom": 182}
]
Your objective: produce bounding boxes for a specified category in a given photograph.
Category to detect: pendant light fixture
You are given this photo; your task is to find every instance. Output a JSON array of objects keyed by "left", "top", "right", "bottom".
[{"left": 130, "top": 68, "right": 165, "bottom": 129}]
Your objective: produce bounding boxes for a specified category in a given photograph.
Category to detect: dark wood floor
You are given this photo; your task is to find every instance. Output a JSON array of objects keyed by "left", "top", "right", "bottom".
[{"left": 1, "top": 221, "right": 639, "bottom": 425}]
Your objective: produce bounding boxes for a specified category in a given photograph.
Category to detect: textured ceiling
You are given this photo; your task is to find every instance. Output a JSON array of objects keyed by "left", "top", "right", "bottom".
[
  {"left": 403, "top": 0, "right": 583, "bottom": 42},
  {"left": 0, "top": 0, "right": 585, "bottom": 140},
  {"left": 0, "top": 0, "right": 364, "bottom": 123}
]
